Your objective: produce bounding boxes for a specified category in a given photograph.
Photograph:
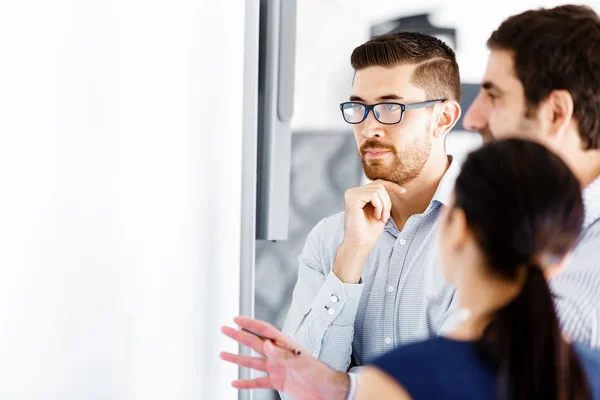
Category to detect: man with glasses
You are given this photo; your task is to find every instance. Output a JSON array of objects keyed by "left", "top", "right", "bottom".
[{"left": 281, "top": 32, "right": 462, "bottom": 374}]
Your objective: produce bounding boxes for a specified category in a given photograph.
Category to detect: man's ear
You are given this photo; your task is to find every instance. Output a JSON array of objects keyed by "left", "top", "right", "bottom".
[
  {"left": 544, "top": 89, "right": 575, "bottom": 139},
  {"left": 433, "top": 100, "right": 461, "bottom": 139}
]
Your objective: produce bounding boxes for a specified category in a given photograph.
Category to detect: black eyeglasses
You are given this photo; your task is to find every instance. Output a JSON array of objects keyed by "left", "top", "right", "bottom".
[{"left": 339, "top": 99, "right": 446, "bottom": 125}]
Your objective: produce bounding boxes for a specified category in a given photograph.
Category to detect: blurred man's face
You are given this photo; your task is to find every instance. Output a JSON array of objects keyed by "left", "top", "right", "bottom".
[
  {"left": 463, "top": 49, "right": 543, "bottom": 143},
  {"left": 350, "top": 64, "right": 437, "bottom": 186}
]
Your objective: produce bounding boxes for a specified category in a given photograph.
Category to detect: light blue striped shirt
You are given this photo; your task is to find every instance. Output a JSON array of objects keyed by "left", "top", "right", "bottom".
[
  {"left": 281, "top": 157, "right": 460, "bottom": 372},
  {"left": 552, "top": 175, "right": 600, "bottom": 349}
]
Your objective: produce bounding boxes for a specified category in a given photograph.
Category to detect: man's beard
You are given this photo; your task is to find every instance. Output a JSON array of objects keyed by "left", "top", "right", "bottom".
[{"left": 360, "top": 136, "right": 432, "bottom": 186}]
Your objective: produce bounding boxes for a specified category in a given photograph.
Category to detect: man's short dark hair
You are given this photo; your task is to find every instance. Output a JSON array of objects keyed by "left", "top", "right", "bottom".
[
  {"left": 350, "top": 32, "right": 461, "bottom": 102},
  {"left": 488, "top": 5, "right": 600, "bottom": 150}
]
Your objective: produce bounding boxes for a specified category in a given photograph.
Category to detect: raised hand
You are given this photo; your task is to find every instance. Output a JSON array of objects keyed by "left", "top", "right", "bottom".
[
  {"left": 342, "top": 180, "right": 405, "bottom": 248},
  {"left": 333, "top": 180, "right": 406, "bottom": 283},
  {"left": 220, "top": 317, "right": 350, "bottom": 400}
]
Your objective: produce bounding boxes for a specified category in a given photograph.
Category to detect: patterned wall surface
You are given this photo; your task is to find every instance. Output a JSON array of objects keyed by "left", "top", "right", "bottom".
[{"left": 255, "top": 132, "right": 362, "bottom": 327}]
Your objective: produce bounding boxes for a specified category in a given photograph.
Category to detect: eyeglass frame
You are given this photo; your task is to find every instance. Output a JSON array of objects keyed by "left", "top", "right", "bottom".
[{"left": 339, "top": 99, "right": 446, "bottom": 125}]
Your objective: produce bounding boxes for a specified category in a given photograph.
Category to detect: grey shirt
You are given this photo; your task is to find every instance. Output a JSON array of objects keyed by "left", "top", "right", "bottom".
[
  {"left": 552, "top": 175, "right": 600, "bottom": 348},
  {"left": 281, "top": 157, "right": 460, "bottom": 372}
]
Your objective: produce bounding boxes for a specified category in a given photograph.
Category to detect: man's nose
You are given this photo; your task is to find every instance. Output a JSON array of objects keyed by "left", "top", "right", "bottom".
[
  {"left": 361, "top": 110, "right": 385, "bottom": 139},
  {"left": 463, "top": 93, "right": 488, "bottom": 133}
]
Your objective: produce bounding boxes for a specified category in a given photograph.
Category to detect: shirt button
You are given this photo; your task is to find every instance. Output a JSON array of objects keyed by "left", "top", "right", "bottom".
[
  {"left": 399, "top": 238, "right": 407, "bottom": 245},
  {"left": 312, "top": 352, "right": 319, "bottom": 357},
  {"left": 387, "top": 285, "right": 394, "bottom": 293},
  {"left": 384, "top": 337, "right": 392, "bottom": 345},
  {"left": 330, "top": 295, "right": 339, "bottom": 303},
  {"left": 328, "top": 308, "right": 335, "bottom": 315}
]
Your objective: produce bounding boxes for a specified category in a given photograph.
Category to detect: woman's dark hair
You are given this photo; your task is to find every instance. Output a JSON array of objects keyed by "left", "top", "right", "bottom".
[{"left": 454, "top": 139, "right": 589, "bottom": 400}]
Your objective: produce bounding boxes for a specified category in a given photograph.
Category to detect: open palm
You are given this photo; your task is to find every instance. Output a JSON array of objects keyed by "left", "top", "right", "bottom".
[{"left": 221, "top": 317, "right": 348, "bottom": 400}]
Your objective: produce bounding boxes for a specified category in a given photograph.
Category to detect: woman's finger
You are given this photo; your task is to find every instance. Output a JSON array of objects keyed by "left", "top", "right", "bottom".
[
  {"left": 220, "top": 351, "right": 267, "bottom": 372},
  {"left": 231, "top": 377, "right": 275, "bottom": 390}
]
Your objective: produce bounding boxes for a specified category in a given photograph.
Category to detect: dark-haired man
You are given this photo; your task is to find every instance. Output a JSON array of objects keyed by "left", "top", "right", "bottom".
[{"left": 463, "top": 4, "right": 600, "bottom": 348}]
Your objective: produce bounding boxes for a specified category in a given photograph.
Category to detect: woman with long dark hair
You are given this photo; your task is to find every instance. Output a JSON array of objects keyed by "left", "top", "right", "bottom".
[
  {"left": 359, "top": 138, "right": 599, "bottom": 399},
  {"left": 221, "top": 139, "right": 600, "bottom": 399}
]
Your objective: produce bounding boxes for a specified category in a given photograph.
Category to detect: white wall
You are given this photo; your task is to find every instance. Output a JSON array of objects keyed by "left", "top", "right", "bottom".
[
  {"left": 292, "top": 0, "right": 600, "bottom": 131},
  {"left": 0, "top": 1, "right": 243, "bottom": 399}
]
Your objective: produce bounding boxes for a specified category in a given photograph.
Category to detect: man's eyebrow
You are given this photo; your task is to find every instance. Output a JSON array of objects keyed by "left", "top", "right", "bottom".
[
  {"left": 377, "top": 94, "right": 404, "bottom": 101},
  {"left": 482, "top": 81, "right": 504, "bottom": 94},
  {"left": 348, "top": 94, "right": 405, "bottom": 102}
]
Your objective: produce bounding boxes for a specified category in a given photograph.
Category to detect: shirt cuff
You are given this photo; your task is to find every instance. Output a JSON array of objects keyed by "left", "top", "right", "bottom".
[
  {"left": 311, "top": 270, "right": 364, "bottom": 326},
  {"left": 345, "top": 372, "right": 358, "bottom": 400}
]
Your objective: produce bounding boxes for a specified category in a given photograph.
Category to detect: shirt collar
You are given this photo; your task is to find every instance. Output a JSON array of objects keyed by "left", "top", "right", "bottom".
[
  {"left": 583, "top": 174, "right": 600, "bottom": 229},
  {"left": 430, "top": 155, "right": 460, "bottom": 208},
  {"left": 384, "top": 155, "right": 460, "bottom": 234}
]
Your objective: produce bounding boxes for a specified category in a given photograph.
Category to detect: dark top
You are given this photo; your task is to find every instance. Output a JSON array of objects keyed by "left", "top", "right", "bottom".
[{"left": 370, "top": 337, "right": 600, "bottom": 399}]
